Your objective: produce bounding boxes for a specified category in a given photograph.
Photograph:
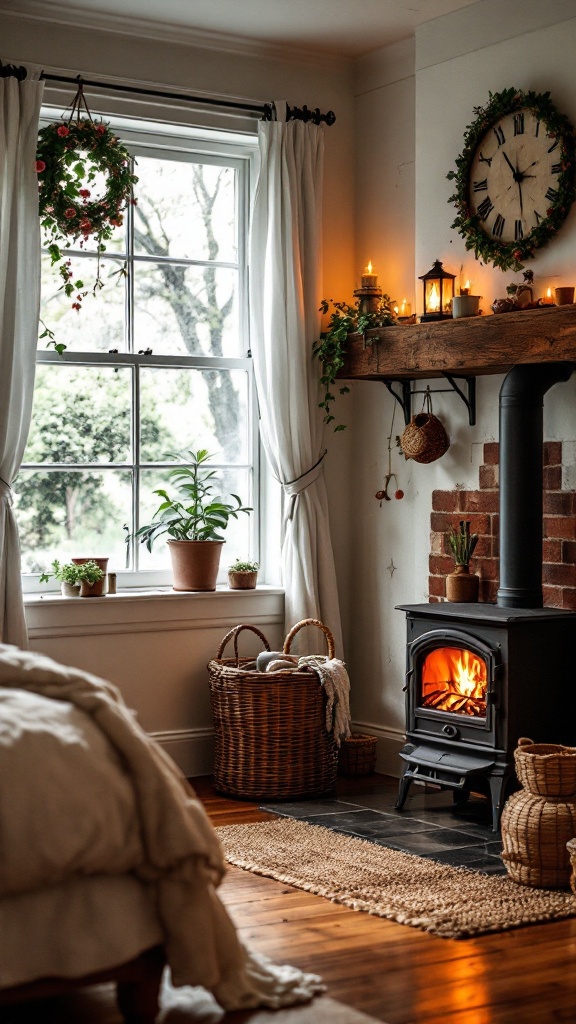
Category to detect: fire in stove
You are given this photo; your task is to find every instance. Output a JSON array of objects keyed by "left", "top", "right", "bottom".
[{"left": 420, "top": 646, "right": 487, "bottom": 717}]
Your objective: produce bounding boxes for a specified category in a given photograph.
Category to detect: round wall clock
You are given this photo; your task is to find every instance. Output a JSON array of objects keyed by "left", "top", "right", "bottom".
[{"left": 447, "top": 88, "right": 576, "bottom": 271}]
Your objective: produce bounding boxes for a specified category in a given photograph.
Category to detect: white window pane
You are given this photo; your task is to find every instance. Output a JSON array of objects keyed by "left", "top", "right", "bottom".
[
  {"left": 133, "top": 263, "right": 240, "bottom": 357},
  {"left": 40, "top": 255, "right": 126, "bottom": 353},
  {"left": 137, "top": 467, "right": 252, "bottom": 571},
  {"left": 140, "top": 367, "right": 249, "bottom": 464},
  {"left": 24, "top": 366, "right": 132, "bottom": 464},
  {"left": 15, "top": 470, "right": 132, "bottom": 575},
  {"left": 134, "top": 157, "right": 237, "bottom": 263}
]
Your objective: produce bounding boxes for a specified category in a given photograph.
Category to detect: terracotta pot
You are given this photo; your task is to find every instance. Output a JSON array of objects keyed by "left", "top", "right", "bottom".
[
  {"left": 228, "top": 570, "right": 258, "bottom": 590},
  {"left": 445, "top": 564, "right": 479, "bottom": 603},
  {"left": 72, "top": 557, "right": 108, "bottom": 597},
  {"left": 168, "top": 540, "right": 224, "bottom": 592}
]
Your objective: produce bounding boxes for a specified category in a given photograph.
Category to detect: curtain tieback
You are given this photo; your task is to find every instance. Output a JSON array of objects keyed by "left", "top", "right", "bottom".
[
  {"left": 282, "top": 450, "right": 327, "bottom": 520},
  {"left": 0, "top": 478, "right": 13, "bottom": 507}
]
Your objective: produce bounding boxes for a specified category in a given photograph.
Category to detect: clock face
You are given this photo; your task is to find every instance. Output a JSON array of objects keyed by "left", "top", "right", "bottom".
[{"left": 469, "top": 108, "right": 563, "bottom": 244}]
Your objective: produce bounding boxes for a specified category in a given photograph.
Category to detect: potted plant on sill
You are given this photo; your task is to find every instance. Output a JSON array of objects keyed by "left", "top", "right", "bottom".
[
  {"left": 39, "top": 559, "right": 106, "bottom": 597},
  {"left": 227, "top": 559, "right": 259, "bottom": 590},
  {"left": 446, "top": 520, "right": 479, "bottom": 602},
  {"left": 126, "top": 448, "right": 252, "bottom": 592}
]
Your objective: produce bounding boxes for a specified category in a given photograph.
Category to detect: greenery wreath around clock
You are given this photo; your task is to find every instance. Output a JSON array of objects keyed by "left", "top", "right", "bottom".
[
  {"left": 36, "top": 86, "right": 138, "bottom": 352},
  {"left": 447, "top": 87, "right": 576, "bottom": 272}
]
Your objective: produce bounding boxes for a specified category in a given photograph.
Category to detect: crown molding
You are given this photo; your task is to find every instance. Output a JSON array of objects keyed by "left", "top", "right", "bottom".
[{"left": 1, "top": 0, "right": 350, "bottom": 72}]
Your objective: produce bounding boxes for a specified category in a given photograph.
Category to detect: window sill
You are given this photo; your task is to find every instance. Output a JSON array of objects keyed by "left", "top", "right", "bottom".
[{"left": 24, "top": 585, "right": 285, "bottom": 640}]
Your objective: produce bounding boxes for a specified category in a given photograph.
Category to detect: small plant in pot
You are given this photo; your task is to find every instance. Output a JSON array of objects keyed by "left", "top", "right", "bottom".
[
  {"left": 446, "top": 520, "right": 479, "bottom": 603},
  {"left": 228, "top": 559, "right": 259, "bottom": 590},
  {"left": 127, "top": 448, "right": 252, "bottom": 592},
  {"left": 39, "top": 559, "right": 105, "bottom": 597}
]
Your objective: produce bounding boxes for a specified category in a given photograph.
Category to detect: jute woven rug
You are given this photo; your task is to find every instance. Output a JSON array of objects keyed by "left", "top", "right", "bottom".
[{"left": 216, "top": 817, "right": 576, "bottom": 939}]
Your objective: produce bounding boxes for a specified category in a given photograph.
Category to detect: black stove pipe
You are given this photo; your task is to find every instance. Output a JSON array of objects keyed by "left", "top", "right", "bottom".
[{"left": 496, "top": 362, "right": 574, "bottom": 609}]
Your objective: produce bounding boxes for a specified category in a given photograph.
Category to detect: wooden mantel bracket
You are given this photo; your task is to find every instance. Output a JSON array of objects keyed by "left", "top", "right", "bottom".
[{"left": 383, "top": 374, "right": 476, "bottom": 426}]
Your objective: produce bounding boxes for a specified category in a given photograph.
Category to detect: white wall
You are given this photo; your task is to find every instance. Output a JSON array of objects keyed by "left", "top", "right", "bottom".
[
  {"left": 2, "top": 6, "right": 357, "bottom": 773},
  {"left": 349, "top": 0, "right": 576, "bottom": 774}
]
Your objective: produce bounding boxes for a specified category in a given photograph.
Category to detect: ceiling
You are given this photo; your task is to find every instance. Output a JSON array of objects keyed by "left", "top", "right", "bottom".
[{"left": 24, "top": 0, "right": 482, "bottom": 58}]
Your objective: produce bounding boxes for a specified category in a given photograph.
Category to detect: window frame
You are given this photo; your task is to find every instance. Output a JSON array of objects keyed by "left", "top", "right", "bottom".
[{"left": 21, "top": 112, "right": 263, "bottom": 594}]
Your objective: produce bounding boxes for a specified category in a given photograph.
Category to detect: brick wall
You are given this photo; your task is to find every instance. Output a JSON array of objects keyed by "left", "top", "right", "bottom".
[{"left": 429, "top": 441, "right": 576, "bottom": 610}]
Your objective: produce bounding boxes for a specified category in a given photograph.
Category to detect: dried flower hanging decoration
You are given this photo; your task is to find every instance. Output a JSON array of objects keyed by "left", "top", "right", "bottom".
[
  {"left": 36, "top": 79, "right": 138, "bottom": 353},
  {"left": 375, "top": 400, "right": 404, "bottom": 504}
]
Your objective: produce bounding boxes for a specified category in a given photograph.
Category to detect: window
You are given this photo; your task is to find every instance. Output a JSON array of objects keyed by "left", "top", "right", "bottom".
[{"left": 16, "top": 116, "right": 260, "bottom": 591}]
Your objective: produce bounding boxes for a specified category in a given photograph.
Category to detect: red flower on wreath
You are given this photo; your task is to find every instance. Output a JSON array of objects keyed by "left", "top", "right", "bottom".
[
  {"left": 79, "top": 189, "right": 91, "bottom": 198},
  {"left": 35, "top": 159, "right": 46, "bottom": 173},
  {"left": 64, "top": 207, "right": 77, "bottom": 219},
  {"left": 57, "top": 125, "right": 70, "bottom": 137}
]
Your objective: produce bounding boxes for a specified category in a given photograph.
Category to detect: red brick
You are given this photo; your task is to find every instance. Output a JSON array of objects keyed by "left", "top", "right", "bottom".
[
  {"left": 480, "top": 580, "right": 498, "bottom": 603},
  {"left": 562, "top": 588, "right": 576, "bottom": 610},
  {"left": 543, "top": 563, "right": 576, "bottom": 586},
  {"left": 428, "top": 575, "right": 446, "bottom": 598},
  {"left": 432, "top": 490, "right": 460, "bottom": 512},
  {"left": 473, "top": 535, "right": 493, "bottom": 558},
  {"left": 428, "top": 596, "right": 442, "bottom": 603},
  {"left": 543, "top": 441, "right": 562, "bottom": 466},
  {"left": 429, "top": 554, "right": 454, "bottom": 575},
  {"left": 543, "top": 492, "right": 574, "bottom": 515},
  {"left": 562, "top": 540, "right": 576, "bottom": 564},
  {"left": 483, "top": 442, "right": 499, "bottom": 465},
  {"left": 543, "top": 465, "right": 562, "bottom": 490},
  {"left": 543, "top": 539, "right": 562, "bottom": 562},
  {"left": 462, "top": 490, "right": 499, "bottom": 514},
  {"left": 430, "top": 512, "right": 456, "bottom": 533},
  {"left": 544, "top": 516, "right": 576, "bottom": 540},
  {"left": 543, "top": 585, "right": 563, "bottom": 609},
  {"left": 476, "top": 558, "right": 499, "bottom": 581},
  {"left": 479, "top": 464, "right": 499, "bottom": 490}
]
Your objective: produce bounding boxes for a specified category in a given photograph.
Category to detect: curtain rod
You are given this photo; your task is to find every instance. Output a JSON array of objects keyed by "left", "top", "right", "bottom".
[{"left": 0, "top": 61, "right": 336, "bottom": 125}]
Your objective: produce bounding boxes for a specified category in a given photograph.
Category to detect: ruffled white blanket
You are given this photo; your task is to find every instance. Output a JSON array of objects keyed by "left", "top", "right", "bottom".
[{"left": 0, "top": 643, "right": 324, "bottom": 1011}]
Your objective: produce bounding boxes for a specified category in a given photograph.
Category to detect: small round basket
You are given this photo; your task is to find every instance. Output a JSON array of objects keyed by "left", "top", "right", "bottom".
[
  {"left": 400, "top": 389, "right": 449, "bottom": 464},
  {"left": 337, "top": 733, "right": 377, "bottom": 777},
  {"left": 514, "top": 737, "right": 576, "bottom": 798}
]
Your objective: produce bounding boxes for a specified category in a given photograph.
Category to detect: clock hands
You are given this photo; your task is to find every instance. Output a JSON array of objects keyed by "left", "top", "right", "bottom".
[{"left": 502, "top": 151, "right": 517, "bottom": 177}]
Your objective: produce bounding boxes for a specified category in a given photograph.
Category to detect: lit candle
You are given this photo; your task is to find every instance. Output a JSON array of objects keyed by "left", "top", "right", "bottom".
[
  {"left": 361, "top": 261, "right": 378, "bottom": 289},
  {"left": 460, "top": 280, "right": 470, "bottom": 296},
  {"left": 541, "top": 287, "right": 555, "bottom": 306},
  {"left": 399, "top": 298, "right": 411, "bottom": 317},
  {"left": 428, "top": 283, "right": 440, "bottom": 311}
]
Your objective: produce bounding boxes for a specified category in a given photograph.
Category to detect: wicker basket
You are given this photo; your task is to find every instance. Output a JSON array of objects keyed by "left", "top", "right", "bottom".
[
  {"left": 338, "top": 733, "right": 377, "bottom": 777},
  {"left": 514, "top": 737, "right": 576, "bottom": 797},
  {"left": 500, "top": 738, "right": 576, "bottom": 888},
  {"left": 208, "top": 619, "right": 338, "bottom": 800}
]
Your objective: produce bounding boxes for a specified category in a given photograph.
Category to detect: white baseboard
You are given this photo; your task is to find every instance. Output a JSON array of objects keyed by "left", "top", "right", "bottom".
[{"left": 151, "top": 727, "right": 214, "bottom": 777}]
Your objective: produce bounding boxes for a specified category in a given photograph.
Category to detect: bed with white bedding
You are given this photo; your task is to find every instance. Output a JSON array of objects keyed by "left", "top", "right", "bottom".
[{"left": 0, "top": 644, "right": 323, "bottom": 1022}]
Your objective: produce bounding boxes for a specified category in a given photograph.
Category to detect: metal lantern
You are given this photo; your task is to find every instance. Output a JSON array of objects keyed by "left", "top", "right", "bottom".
[{"left": 419, "top": 260, "right": 456, "bottom": 322}]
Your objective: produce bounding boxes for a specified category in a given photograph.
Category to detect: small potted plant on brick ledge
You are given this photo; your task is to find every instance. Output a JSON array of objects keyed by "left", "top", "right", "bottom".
[
  {"left": 446, "top": 520, "right": 479, "bottom": 602},
  {"left": 227, "top": 559, "right": 259, "bottom": 590}
]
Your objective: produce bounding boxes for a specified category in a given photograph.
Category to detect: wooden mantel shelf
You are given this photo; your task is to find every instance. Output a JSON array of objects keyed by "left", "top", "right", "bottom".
[{"left": 337, "top": 304, "right": 576, "bottom": 381}]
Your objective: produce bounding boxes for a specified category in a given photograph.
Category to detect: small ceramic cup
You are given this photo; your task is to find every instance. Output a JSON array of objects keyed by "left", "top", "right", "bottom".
[
  {"left": 555, "top": 286, "right": 575, "bottom": 305},
  {"left": 453, "top": 295, "right": 480, "bottom": 318}
]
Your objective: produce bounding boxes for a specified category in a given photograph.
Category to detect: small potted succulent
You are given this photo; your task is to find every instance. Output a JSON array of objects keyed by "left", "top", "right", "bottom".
[
  {"left": 446, "top": 520, "right": 479, "bottom": 602},
  {"left": 39, "top": 558, "right": 106, "bottom": 597},
  {"left": 227, "top": 559, "right": 259, "bottom": 590}
]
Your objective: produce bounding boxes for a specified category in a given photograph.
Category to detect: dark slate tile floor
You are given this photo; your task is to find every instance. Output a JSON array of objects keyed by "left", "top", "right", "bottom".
[{"left": 261, "top": 779, "right": 508, "bottom": 876}]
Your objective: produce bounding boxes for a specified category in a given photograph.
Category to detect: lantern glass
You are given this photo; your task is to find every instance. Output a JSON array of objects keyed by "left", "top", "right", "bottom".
[{"left": 419, "top": 260, "right": 456, "bottom": 321}]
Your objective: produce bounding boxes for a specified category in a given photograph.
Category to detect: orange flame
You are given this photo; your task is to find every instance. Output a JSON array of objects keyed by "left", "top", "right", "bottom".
[{"left": 420, "top": 646, "right": 487, "bottom": 716}]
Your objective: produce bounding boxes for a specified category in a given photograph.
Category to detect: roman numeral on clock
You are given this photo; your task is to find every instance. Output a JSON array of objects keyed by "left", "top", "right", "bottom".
[
  {"left": 548, "top": 137, "right": 559, "bottom": 153},
  {"left": 478, "top": 151, "right": 493, "bottom": 166},
  {"left": 477, "top": 196, "right": 494, "bottom": 221},
  {"left": 534, "top": 210, "right": 543, "bottom": 224},
  {"left": 473, "top": 178, "right": 488, "bottom": 192},
  {"left": 493, "top": 214, "right": 505, "bottom": 238},
  {"left": 551, "top": 162, "right": 562, "bottom": 175},
  {"left": 513, "top": 113, "right": 524, "bottom": 136},
  {"left": 545, "top": 186, "right": 559, "bottom": 202},
  {"left": 493, "top": 126, "right": 505, "bottom": 146},
  {"left": 515, "top": 220, "right": 524, "bottom": 240},
  {"left": 535, "top": 120, "right": 541, "bottom": 138}
]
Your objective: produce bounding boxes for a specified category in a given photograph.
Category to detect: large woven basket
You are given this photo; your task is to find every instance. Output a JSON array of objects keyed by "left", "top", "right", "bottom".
[{"left": 208, "top": 619, "right": 338, "bottom": 800}]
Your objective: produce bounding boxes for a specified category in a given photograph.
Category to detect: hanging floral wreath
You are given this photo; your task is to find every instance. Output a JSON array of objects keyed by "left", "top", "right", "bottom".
[{"left": 36, "top": 85, "right": 138, "bottom": 351}]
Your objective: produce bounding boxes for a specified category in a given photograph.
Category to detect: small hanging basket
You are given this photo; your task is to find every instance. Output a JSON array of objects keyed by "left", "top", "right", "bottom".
[{"left": 401, "top": 388, "right": 450, "bottom": 464}]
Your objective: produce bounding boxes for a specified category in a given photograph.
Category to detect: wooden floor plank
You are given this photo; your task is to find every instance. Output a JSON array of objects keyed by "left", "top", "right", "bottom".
[{"left": 193, "top": 775, "right": 576, "bottom": 1024}]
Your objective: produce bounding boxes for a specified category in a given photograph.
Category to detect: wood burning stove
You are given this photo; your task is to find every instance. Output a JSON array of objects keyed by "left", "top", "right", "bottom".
[
  {"left": 396, "top": 602, "right": 576, "bottom": 830},
  {"left": 396, "top": 361, "right": 576, "bottom": 831}
]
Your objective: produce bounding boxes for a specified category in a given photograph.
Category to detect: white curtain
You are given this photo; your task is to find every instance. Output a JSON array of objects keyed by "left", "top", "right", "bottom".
[
  {"left": 0, "top": 66, "right": 44, "bottom": 647},
  {"left": 249, "top": 109, "right": 343, "bottom": 655}
]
